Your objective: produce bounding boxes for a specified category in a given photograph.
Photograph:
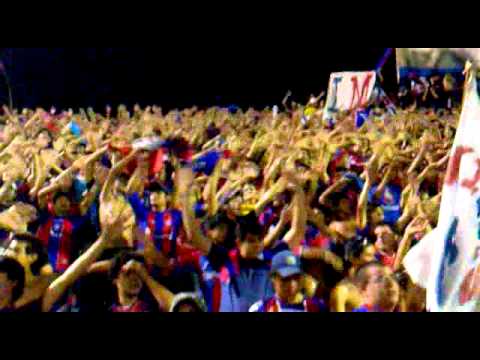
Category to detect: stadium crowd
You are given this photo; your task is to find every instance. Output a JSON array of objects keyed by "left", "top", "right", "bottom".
[{"left": 0, "top": 75, "right": 460, "bottom": 312}]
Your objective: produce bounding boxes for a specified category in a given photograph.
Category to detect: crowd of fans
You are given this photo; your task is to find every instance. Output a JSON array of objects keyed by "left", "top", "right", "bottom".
[{"left": 0, "top": 74, "right": 461, "bottom": 312}]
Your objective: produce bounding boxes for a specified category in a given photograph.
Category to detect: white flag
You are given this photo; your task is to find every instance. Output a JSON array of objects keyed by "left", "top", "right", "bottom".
[{"left": 404, "top": 63, "right": 480, "bottom": 312}]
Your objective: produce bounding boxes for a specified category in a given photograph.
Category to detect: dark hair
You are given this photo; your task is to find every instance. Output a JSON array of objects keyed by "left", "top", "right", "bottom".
[
  {"left": 205, "top": 213, "right": 228, "bottom": 230},
  {"left": 171, "top": 297, "right": 207, "bottom": 312},
  {"left": 344, "top": 238, "right": 371, "bottom": 262},
  {"left": 34, "top": 128, "right": 53, "bottom": 139},
  {"left": 148, "top": 182, "right": 168, "bottom": 194},
  {"left": 236, "top": 212, "right": 263, "bottom": 242},
  {"left": 9, "top": 233, "right": 49, "bottom": 275},
  {"left": 109, "top": 251, "right": 145, "bottom": 281},
  {"left": 353, "top": 261, "right": 385, "bottom": 291},
  {"left": 394, "top": 270, "right": 410, "bottom": 290},
  {"left": 116, "top": 173, "right": 130, "bottom": 186},
  {"left": 0, "top": 256, "right": 25, "bottom": 302},
  {"left": 53, "top": 192, "right": 71, "bottom": 204}
]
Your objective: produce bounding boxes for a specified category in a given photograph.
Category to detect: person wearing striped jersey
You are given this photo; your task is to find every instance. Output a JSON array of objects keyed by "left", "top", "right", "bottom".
[
  {"left": 128, "top": 183, "right": 183, "bottom": 262},
  {"left": 35, "top": 192, "right": 89, "bottom": 274},
  {"left": 178, "top": 167, "right": 307, "bottom": 312}
]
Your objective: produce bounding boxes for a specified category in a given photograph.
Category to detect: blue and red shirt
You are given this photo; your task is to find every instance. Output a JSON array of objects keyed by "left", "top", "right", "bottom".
[
  {"left": 176, "top": 242, "right": 290, "bottom": 312},
  {"left": 36, "top": 212, "right": 87, "bottom": 273},
  {"left": 207, "top": 243, "right": 289, "bottom": 312},
  {"left": 128, "top": 192, "right": 183, "bottom": 258}
]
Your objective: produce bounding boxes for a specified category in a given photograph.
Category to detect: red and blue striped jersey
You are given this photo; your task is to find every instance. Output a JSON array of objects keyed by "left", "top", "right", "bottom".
[
  {"left": 128, "top": 193, "right": 183, "bottom": 259},
  {"left": 146, "top": 209, "right": 183, "bottom": 259},
  {"left": 37, "top": 217, "right": 76, "bottom": 273}
]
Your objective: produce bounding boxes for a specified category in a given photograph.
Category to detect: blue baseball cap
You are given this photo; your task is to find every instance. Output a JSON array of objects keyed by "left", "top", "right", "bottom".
[{"left": 271, "top": 250, "right": 303, "bottom": 278}]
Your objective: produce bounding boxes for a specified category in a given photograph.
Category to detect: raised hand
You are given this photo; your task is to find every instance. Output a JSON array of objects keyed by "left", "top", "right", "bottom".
[
  {"left": 176, "top": 167, "right": 194, "bottom": 195},
  {"left": 123, "top": 260, "right": 149, "bottom": 280},
  {"left": 101, "top": 210, "right": 127, "bottom": 245},
  {"left": 405, "top": 216, "right": 429, "bottom": 238}
]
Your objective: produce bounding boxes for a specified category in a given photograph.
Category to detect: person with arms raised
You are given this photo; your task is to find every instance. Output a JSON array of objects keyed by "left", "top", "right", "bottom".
[{"left": 177, "top": 166, "right": 307, "bottom": 312}]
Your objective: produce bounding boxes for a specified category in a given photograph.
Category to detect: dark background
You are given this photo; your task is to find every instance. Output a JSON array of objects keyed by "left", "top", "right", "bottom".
[{"left": 0, "top": 48, "right": 397, "bottom": 112}]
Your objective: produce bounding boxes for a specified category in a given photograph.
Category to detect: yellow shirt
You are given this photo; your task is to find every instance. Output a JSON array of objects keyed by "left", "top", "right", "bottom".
[{"left": 304, "top": 106, "right": 317, "bottom": 117}]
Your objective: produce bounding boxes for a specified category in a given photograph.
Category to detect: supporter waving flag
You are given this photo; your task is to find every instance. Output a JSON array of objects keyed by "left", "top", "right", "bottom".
[{"left": 404, "top": 62, "right": 480, "bottom": 312}]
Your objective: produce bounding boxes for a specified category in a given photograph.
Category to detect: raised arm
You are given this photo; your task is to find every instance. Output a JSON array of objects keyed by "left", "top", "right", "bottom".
[
  {"left": 205, "top": 158, "right": 223, "bottom": 216},
  {"left": 125, "top": 165, "right": 147, "bottom": 196},
  {"left": 38, "top": 146, "right": 109, "bottom": 199},
  {"left": 373, "top": 163, "right": 394, "bottom": 200},
  {"left": 29, "top": 153, "right": 47, "bottom": 198},
  {"left": 177, "top": 167, "right": 212, "bottom": 255},
  {"left": 356, "top": 160, "right": 376, "bottom": 230},
  {"left": 14, "top": 273, "right": 57, "bottom": 310},
  {"left": 123, "top": 260, "right": 175, "bottom": 311},
  {"left": 282, "top": 175, "right": 307, "bottom": 250},
  {"left": 41, "top": 216, "right": 121, "bottom": 312},
  {"left": 254, "top": 177, "right": 287, "bottom": 215},
  {"left": 407, "top": 143, "right": 427, "bottom": 176},
  {"left": 263, "top": 206, "right": 290, "bottom": 249},
  {"left": 393, "top": 217, "right": 430, "bottom": 271},
  {"left": 318, "top": 178, "right": 349, "bottom": 206},
  {"left": 79, "top": 181, "right": 101, "bottom": 216},
  {"left": 23, "top": 112, "right": 41, "bottom": 131},
  {"left": 299, "top": 247, "right": 344, "bottom": 273},
  {"left": 100, "top": 149, "right": 139, "bottom": 204}
]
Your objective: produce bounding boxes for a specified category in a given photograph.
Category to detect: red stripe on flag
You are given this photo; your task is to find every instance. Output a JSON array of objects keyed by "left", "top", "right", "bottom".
[{"left": 149, "top": 149, "right": 164, "bottom": 176}]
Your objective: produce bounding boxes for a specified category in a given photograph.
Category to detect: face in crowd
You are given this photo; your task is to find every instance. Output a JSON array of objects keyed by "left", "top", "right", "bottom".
[
  {"left": 36, "top": 130, "right": 52, "bottom": 150},
  {"left": 270, "top": 251, "right": 304, "bottom": 304},
  {"left": 374, "top": 225, "right": 397, "bottom": 254},
  {"left": 355, "top": 262, "right": 400, "bottom": 311},
  {"left": 53, "top": 193, "right": 72, "bottom": 217},
  {"left": 110, "top": 253, "right": 145, "bottom": 302},
  {"left": 0, "top": 257, "right": 25, "bottom": 309},
  {"left": 2, "top": 233, "right": 49, "bottom": 281}
]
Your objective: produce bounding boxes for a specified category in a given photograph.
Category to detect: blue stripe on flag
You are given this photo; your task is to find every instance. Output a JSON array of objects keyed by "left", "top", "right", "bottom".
[{"left": 436, "top": 217, "right": 459, "bottom": 306}]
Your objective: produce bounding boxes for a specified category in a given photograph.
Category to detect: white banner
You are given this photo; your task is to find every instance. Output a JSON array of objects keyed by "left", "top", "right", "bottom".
[
  {"left": 396, "top": 48, "right": 480, "bottom": 80},
  {"left": 404, "top": 64, "right": 480, "bottom": 312},
  {"left": 323, "top": 71, "right": 376, "bottom": 120}
]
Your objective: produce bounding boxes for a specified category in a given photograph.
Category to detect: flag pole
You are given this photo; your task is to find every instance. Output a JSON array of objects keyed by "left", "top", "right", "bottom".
[
  {"left": 375, "top": 48, "right": 394, "bottom": 73},
  {"left": 4, "top": 72, "right": 13, "bottom": 110},
  {"left": 0, "top": 61, "right": 13, "bottom": 110}
]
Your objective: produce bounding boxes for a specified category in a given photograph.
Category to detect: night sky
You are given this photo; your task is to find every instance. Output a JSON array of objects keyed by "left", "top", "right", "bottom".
[{"left": 0, "top": 48, "right": 396, "bottom": 112}]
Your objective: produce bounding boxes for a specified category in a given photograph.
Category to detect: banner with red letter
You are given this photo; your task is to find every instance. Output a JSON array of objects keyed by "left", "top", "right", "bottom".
[{"left": 323, "top": 71, "right": 376, "bottom": 121}]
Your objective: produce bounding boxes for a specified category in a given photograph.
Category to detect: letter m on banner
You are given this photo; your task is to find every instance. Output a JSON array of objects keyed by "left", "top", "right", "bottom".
[
  {"left": 350, "top": 72, "right": 374, "bottom": 108},
  {"left": 323, "top": 71, "right": 377, "bottom": 121}
]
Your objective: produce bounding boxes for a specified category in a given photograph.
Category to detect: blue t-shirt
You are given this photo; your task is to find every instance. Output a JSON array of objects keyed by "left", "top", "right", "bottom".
[
  {"left": 344, "top": 173, "right": 402, "bottom": 226},
  {"left": 204, "top": 242, "right": 290, "bottom": 312},
  {"left": 368, "top": 184, "right": 402, "bottom": 226}
]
